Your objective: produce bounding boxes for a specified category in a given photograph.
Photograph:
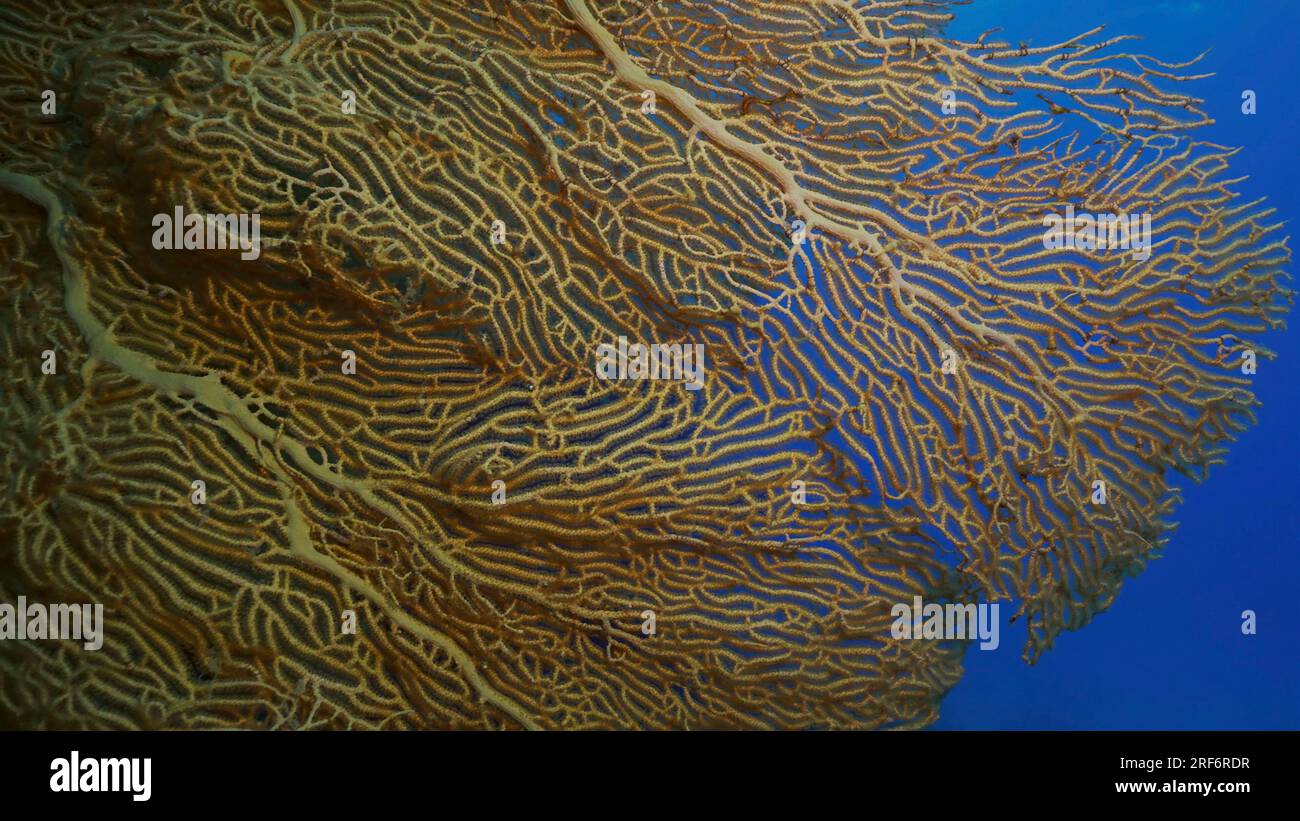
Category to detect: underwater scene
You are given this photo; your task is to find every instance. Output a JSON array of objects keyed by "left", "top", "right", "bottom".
[{"left": 0, "top": 0, "right": 1296, "bottom": 733}]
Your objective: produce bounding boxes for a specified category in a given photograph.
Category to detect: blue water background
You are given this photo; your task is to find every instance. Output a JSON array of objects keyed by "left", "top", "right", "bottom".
[{"left": 932, "top": 0, "right": 1300, "bottom": 729}]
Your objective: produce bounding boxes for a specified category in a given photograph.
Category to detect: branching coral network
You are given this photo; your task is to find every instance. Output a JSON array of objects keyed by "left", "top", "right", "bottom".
[{"left": 0, "top": 0, "right": 1290, "bottom": 729}]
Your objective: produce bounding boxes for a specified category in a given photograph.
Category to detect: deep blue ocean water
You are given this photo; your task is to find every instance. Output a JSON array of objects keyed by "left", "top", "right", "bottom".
[{"left": 931, "top": 0, "right": 1300, "bottom": 729}]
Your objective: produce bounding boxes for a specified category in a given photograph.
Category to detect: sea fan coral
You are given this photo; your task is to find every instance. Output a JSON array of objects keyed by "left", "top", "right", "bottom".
[{"left": 0, "top": 0, "right": 1290, "bottom": 729}]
